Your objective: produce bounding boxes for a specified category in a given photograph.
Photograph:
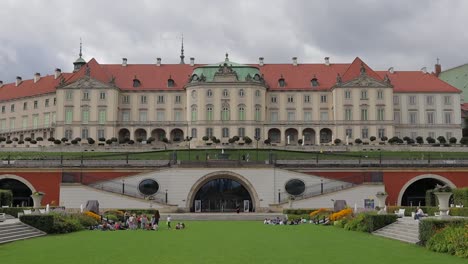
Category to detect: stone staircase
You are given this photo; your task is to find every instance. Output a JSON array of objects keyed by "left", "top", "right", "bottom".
[
  {"left": 372, "top": 217, "right": 420, "bottom": 244},
  {"left": 0, "top": 217, "right": 46, "bottom": 244}
]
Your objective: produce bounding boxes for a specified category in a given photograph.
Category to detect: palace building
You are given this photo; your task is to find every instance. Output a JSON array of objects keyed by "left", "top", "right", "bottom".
[{"left": 0, "top": 48, "right": 462, "bottom": 147}]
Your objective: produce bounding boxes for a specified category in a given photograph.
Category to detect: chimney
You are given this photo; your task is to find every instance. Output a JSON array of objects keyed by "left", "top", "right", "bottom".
[
  {"left": 0, "top": 80, "right": 3, "bottom": 88},
  {"left": 34, "top": 72, "right": 41, "bottom": 83},
  {"left": 190, "top": 57, "right": 195, "bottom": 66},
  {"left": 54, "top": 68, "right": 61, "bottom": 79},
  {"left": 388, "top": 67, "right": 394, "bottom": 74},
  {"left": 15, "top": 76, "right": 22, "bottom": 86},
  {"left": 324, "top": 57, "right": 330, "bottom": 66},
  {"left": 156, "top": 57, "right": 161, "bottom": 66},
  {"left": 292, "top": 57, "right": 298, "bottom": 66},
  {"left": 421, "top": 67, "right": 427, "bottom": 74},
  {"left": 122, "top": 58, "right": 127, "bottom": 67},
  {"left": 435, "top": 61, "right": 441, "bottom": 77},
  {"left": 259, "top": 57, "right": 264, "bottom": 66}
]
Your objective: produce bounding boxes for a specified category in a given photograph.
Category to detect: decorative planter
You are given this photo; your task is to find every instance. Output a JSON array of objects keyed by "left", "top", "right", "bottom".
[
  {"left": 434, "top": 192, "right": 452, "bottom": 216},
  {"left": 30, "top": 194, "right": 44, "bottom": 209},
  {"left": 376, "top": 194, "right": 388, "bottom": 214}
]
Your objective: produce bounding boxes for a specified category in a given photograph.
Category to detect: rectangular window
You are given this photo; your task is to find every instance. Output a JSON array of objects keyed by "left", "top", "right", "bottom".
[
  {"left": 361, "top": 128, "right": 368, "bottom": 139},
  {"left": 444, "top": 96, "right": 451, "bottom": 105},
  {"left": 191, "top": 128, "right": 197, "bottom": 138},
  {"left": 175, "top": 95, "right": 181, "bottom": 104},
  {"left": 82, "top": 109, "right": 89, "bottom": 124},
  {"left": 345, "top": 128, "right": 353, "bottom": 138},
  {"left": 444, "top": 112, "right": 452, "bottom": 124},
  {"left": 271, "top": 96, "right": 277, "bottom": 103},
  {"left": 207, "top": 107, "right": 213, "bottom": 121},
  {"left": 191, "top": 109, "right": 197, "bottom": 121},
  {"left": 429, "top": 132, "right": 435, "bottom": 139},
  {"left": 157, "top": 111, "right": 165, "bottom": 121},
  {"left": 345, "top": 109, "right": 352, "bottom": 121},
  {"left": 361, "top": 90, "right": 368, "bottom": 100},
  {"left": 238, "top": 127, "right": 245, "bottom": 137},
  {"left": 0, "top": 119, "right": 6, "bottom": 131},
  {"left": 44, "top": 113, "right": 50, "bottom": 127},
  {"left": 82, "top": 128, "right": 89, "bottom": 139},
  {"left": 304, "top": 112, "right": 312, "bottom": 121},
  {"left": 9, "top": 118, "right": 15, "bottom": 129},
  {"left": 222, "top": 127, "right": 229, "bottom": 138},
  {"left": 426, "top": 96, "right": 434, "bottom": 105},
  {"left": 65, "top": 109, "right": 73, "bottom": 124},
  {"left": 52, "top": 112, "right": 56, "bottom": 124},
  {"left": 139, "top": 110, "right": 147, "bottom": 122},
  {"left": 287, "top": 96, "right": 294, "bottom": 103},
  {"left": 409, "top": 96, "right": 416, "bottom": 105},
  {"left": 23, "top": 102, "right": 28, "bottom": 110},
  {"left": 446, "top": 132, "right": 452, "bottom": 140},
  {"left": 122, "top": 95, "right": 130, "bottom": 104},
  {"left": 32, "top": 115, "right": 38, "bottom": 129},
  {"left": 394, "top": 111, "right": 401, "bottom": 124},
  {"left": 287, "top": 112, "right": 295, "bottom": 121},
  {"left": 65, "top": 129, "right": 73, "bottom": 140},
  {"left": 377, "top": 90, "right": 384, "bottom": 100},
  {"left": 409, "top": 112, "right": 417, "bottom": 124},
  {"left": 122, "top": 110, "right": 130, "bottom": 122},
  {"left": 99, "top": 92, "right": 106, "bottom": 100},
  {"left": 53, "top": 98, "right": 56, "bottom": 106},
  {"left": 360, "top": 109, "right": 368, "bottom": 121},
  {"left": 270, "top": 112, "right": 278, "bottom": 121},
  {"left": 157, "top": 95, "right": 165, "bottom": 104},
  {"left": 141, "top": 95, "right": 147, "bottom": 104},
  {"left": 206, "top": 128, "right": 213, "bottom": 138},
  {"left": 255, "top": 128, "right": 261, "bottom": 139},
  {"left": 378, "top": 128, "right": 385, "bottom": 139},
  {"left": 45, "top": 99, "right": 49, "bottom": 107},
  {"left": 174, "top": 111, "right": 182, "bottom": 121},
  {"left": 377, "top": 108, "right": 385, "bottom": 121},
  {"left": 1, "top": 106, "right": 5, "bottom": 113},
  {"left": 427, "top": 112, "right": 434, "bottom": 124},
  {"left": 393, "top": 95, "right": 399, "bottom": 105},
  {"left": 33, "top": 100, "right": 38, "bottom": 109},
  {"left": 11, "top": 104, "right": 15, "bottom": 112},
  {"left": 22, "top": 117, "right": 28, "bottom": 129},
  {"left": 66, "top": 91, "right": 73, "bottom": 101},
  {"left": 82, "top": 91, "right": 89, "bottom": 100},
  {"left": 97, "top": 129, "right": 105, "bottom": 139},
  {"left": 98, "top": 109, "right": 106, "bottom": 124},
  {"left": 345, "top": 90, "right": 351, "bottom": 99},
  {"left": 304, "top": 95, "right": 310, "bottom": 103},
  {"left": 320, "top": 111, "right": 329, "bottom": 121},
  {"left": 255, "top": 107, "right": 261, "bottom": 121},
  {"left": 320, "top": 95, "right": 327, "bottom": 103}
]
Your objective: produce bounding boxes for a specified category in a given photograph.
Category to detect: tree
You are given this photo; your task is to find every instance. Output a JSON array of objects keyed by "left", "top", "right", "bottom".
[
  {"left": 380, "top": 136, "right": 388, "bottom": 142},
  {"left": 71, "top": 140, "right": 78, "bottom": 145},
  {"left": 61, "top": 137, "right": 68, "bottom": 143},
  {"left": 297, "top": 139, "right": 303, "bottom": 145},
  {"left": 426, "top": 137, "right": 436, "bottom": 144},
  {"left": 202, "top": 136, "right": 209, "bottom": 141},
  {"left": 416, "top": 136, "right": 424, "bottom": 144},
  {"left": 99, "top": 137, "right": 106, "bottom": 142},
  {"left": 232, "top": 136, "right": 240, "bottom": 142},
  {"left": 334, "top": 138, "right": 342, "bottom": 145},
  {"left": 48, "top": 137, "right": 55, "bottom": 142},
  {"left": 30, "top": 139, "right": 37, "bottom": 144},
  {"left": 449, "top": 137, "right": 457, "bottom": 144},
  {"left": 264, "top": 138, "right": 271, "bottom": 145},
  {"left": 24, "top": 137, "right": 32, "bottom": 142},
  {"left": 388, "top": 136, "right": 400, "bottom": 144},
  {"left": 460, "top": 137, "right": 468, "bottom": 145},
  {"left": 36, "top": 137, "right": 43, "bottom": 142},
  {"left": 354, "top": 138, "right": 362, "bottom": 144},
  {"left": 54, "top": 139, "right": 61, "bottom": 145},
  {"left": 370, "top": 136, "right": 376, "bottom": 142},
  {"left": 106, "top": 139, "right": 113, "bottom": 145},
  {"left": 243, "top": 136, "right": 252, "bottom": 144},
  {"left": 87, "top": 138, "right": 95, "bottom": 145},
  {"left": 437, "top": 136, "right": 446, "bottom": 144}
]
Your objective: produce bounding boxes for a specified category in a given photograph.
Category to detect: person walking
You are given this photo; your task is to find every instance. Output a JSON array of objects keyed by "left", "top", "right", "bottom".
[{"left": 167, "top": 215, "right": 172, "bottom": 229}]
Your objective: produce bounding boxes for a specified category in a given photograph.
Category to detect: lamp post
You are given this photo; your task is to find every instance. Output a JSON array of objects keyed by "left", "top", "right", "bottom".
[
  {"left": 186, "top": 136, "right": 192, "bottom": 161},
  {"left": 278, "top": 189, "right": 281, "bottom": 203},
  {"left": 254, "top": 136, "right": 260, "bottom": 161},
  {"left": 165, "top": 189, "right": 168, "bottom": 204},
  {"left": 122, "top": 179, "right": 125, "bottom": 194}
]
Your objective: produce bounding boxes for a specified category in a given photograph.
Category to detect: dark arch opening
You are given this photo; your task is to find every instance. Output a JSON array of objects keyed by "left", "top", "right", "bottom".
[
  {"left": 401, "top": 178, "right": 447, "bottom": 206},
  {"left": 0, "top": 178, "right": 33, "bottom": 207},
  {"left": 192, "top": 178, "right": 253, "bottom": 212}
]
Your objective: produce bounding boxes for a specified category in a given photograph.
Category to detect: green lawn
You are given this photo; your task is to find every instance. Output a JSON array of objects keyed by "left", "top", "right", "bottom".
[{"left": 0, "top": 221, "right": 464, "bottom": 264}]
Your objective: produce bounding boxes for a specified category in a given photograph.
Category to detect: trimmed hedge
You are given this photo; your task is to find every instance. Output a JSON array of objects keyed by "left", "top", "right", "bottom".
[
  {"left": 344, "top": 213, "right": 397, "bottom": 233},
  {"left": 20, "top": 213, "right": 92, "bottom": 234},
  {"left": 20, "top": 215, "right": 54, "bottom": 233},
  {"left": 419, "top": 218, "right": 468, "bottom": 245},
  {"left": 0, "top": 189, "right": 13, "bottom": 206},
  {"left": 283, "top": 209, "right": 319, "bottom": 215},
  {"left": 453, "top": 187, "right": 468, "bottom": 206}
]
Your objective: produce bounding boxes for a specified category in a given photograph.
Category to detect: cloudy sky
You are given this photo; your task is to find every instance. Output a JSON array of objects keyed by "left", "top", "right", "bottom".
[{"left": 0, "top": 0, "right": 467, "bottom": 82}]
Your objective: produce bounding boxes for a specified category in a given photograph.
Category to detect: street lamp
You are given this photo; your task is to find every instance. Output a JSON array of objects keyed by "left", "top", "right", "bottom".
[
  {"left": 254, "top": 136, "right": 260, "bottom": 161},
  {"left": 278, "top": 188, "right": 281, "bottom": 203},
  {"left": 165, "top": 189, "right": 168, "bottom": 204},
  {"left": 186, "top": 136, "right": 192, "bottom": 161}
]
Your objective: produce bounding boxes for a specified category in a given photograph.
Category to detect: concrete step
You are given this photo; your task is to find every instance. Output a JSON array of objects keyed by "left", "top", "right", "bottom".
[
  {"left": 0, "top": 222, "right": 46, "bottom": 244},
  {"left": 372, "top": 218, "right": 420, "bottom": 244},
  {"left": 0, "top": 232, "right": 44, "bottom": 244},
  {"left": 0, "top": 227, "right": 36, "bottom": 236},
  {"left": 374, "top": 232, "right": 419, "bottom": 244}
]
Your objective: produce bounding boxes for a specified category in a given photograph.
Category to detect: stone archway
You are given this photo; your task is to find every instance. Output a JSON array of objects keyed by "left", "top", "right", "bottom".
[
  {"left": 320, "top": 128, "right": 332, "bottom": 143},
  {"left": 268, "top": 128, "right": 281, "bottom": 144},
  {"left": 186, "top": 171, "right": 260, "bottom": 212},
  {"left": 170, "top": 128, "right": 184, "bottom": 142},
  {"left": 397, "top": 174, "right": 456, "bottom": 206},
  {"left": 134, "top": 128, "right": 147, "bottom": 141},
  {"left": 151, "top": 129, "right": 166, "bottom": 141},
  {"left": 285, "top": 128, "right": 298, "bottom": 145},
  {"left": 0, "top": 174, "right": 36, "bottom": 207},
  {"left": 118, "top": 128, "right": 131, "bottom": 142},
  {"left": 303, "top": 128, "right": 316, "bottom": 145}
]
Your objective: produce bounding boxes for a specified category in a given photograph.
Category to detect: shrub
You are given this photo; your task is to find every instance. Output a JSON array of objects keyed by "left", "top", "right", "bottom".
[
  {"left": 54, "top": 139, "right": 61, "bottom": 145},
  {"left": 426, "top": 137, "right": 436, "bottom": 144},
  {"left": 329, "top": 208, "right": 353, "bottom": 221},
  {"left": 73, "top": 213, "right": 99, "bottom": 228},
  {"left": 334, "top": 138, "right": 341, "bottom": 145},
  {"left": 437, "top": 136, "right": 447, "bottom": 144},
  {"left": 297, "top": 139, "right": 303, "bottom": 145},
  {"left": 344, "top": 213, "right": 398, "bottom": 233},
  {"left": 354, "top": 138, "right": 362, "bottom": 144},
  {"left": 30, "top": 140, "right": 37, "bottom": 144},
  {"left": 287, "top": 214, "right": 310, "bottom": 221},
  {"left": 453, "top": 187, "right": 468, "bottom": 206},
  {"left": 71, "top": 140, "right": 78, "bottom": 145},
  {"left": 309, "top": 208, "right": 332, "bottom": 218},
  {"left": 105, "top": 214, "right": 119, "bottom": 222},
  {"left": 87, "top": 138, "right": 95, "bottom": 144},
  {"left": 243, "top": 136, "right": 252, "bottom": 144},
  {"left": 426, "top": 226, "right": 468, "bottom": 258},
  {"left": 460, "top": 137, "right": 468, "bottom": 145},
  {"left": 0, "top": 189, "right": 13, "bottom": 206},
  {"left": 106, "top": 139, "right": 113, "bottom": 145},
  {"left": 48, "top": 137, "right": 55, "bottom": 142},
  {"left": 20, "top": 215, "right": 55, "bottom": 233},
  {"left": 264, "top": 138, "right": 271, "bottom": 145},
  {"left": 61, "top": 137, "right": 68, "bottom": 142},
  {"left": 0, "top": 207, "right": 33, "bottom": 217},
  {"left": 416, "top": 136, "right": 424, "bottom": 144},
  {"left": 6, "top": 140, "right": 12, "bottom": 144},
  {"left": 202, "top": 136, "right": 209, "bottom": 141},
  {"left": 36, "top": 137, "right": 43, "bottom": 141},
  {"left": 84, "top": 211, "right": 101, "bottom": 220},
  {"left": 419, "top": 218, "right": 468, "bottom": 245},
  {"left": 449, "top": 137, "right": 457, "bottom": 144},
  {"left": 380, "top": 136, "right": 388, "bottom": 142},
  {"left": 283, "top": 209, "right": 318, "bottom": 215}
]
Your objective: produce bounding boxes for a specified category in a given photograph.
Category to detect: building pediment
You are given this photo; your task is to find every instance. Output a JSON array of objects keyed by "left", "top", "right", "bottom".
[
  {"left": 60, "top": 76, "right": 114, "bottom": 90},
  {"left": 339, "top": 75, "right": 391, "bottom": 88}
]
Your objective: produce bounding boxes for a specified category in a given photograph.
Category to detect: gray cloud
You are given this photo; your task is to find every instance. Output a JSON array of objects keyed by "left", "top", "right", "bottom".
[{"left": 0, "top": 0, "right": 466, "bottom": 83}]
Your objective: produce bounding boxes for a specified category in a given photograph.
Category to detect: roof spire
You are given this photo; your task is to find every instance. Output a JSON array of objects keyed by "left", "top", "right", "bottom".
[
  {"left": 225, "top": 52, "right": 229, "bottom": 62},
  {"left": 179, "top": 34, "right": 185, "bottom": 64},
  {"left": 436, "top": 57, "right": 440, "bottom": 65},
  {"left": 79, "top": 38, "right": 83, "bottom": 58},
  {"left": 73, "top": 37, "right": 86, "bottom": 72}
]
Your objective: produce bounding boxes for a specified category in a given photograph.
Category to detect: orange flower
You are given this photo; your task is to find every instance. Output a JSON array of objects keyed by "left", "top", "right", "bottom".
[{"left": 329, "top": 208, "right": 353, "bottom": 221}]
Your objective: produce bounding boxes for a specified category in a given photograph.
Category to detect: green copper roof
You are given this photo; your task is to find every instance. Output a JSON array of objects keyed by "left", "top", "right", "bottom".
[
  {"left": 74, "top": 56, "right": 86, "bottom": 64},
  {"left": 191, "top": 61, "right": 261, "bottom": 82},
  {"left": 439, "top": 64, "right": 468, "bottom": 102}
]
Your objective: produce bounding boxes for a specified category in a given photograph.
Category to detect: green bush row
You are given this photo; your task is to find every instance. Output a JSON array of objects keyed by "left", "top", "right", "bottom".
[
  {"left": 426, "top": 226, "right": 468, "bottom": 258},
  {"left": 343, "top": 213, "right": 397, "bottom": 233},
  {"left": 283, "top": 209, "right": 318, "bottom": 215},
  {"left": 20, "top": 213, "right": 98, "bottom": 234},
  {"left": 419, "top": 218, "right": 468, "bottom": 246},
  {"left": 0, "top": 189, "right": 13, "bottom": 206},
  {"left": 453, "top": 187, "right": 468, "bottom": 206}
]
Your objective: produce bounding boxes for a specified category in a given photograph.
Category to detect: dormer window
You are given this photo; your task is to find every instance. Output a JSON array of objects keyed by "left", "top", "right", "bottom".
[
  {"left": 207, "top": 89, "right": 213, "bottom": 97},
  {"left": 167, "top": 78, "right": 175, "bottom": 87},
  {"left": 253, "top": 74, "right": 261, "bottom": 81},
  {"left": 191, "top": 74, "right": 199, "bottom": 82},
  {"left": 278, "top": 77, "right": 285, "bottom": 87},
  {"left": 223, "top": 89, "right": 229, "bottom": 97},
  {"left": 133, "top": 78, "right": 141, "bottom": 87},
  {"left": 239, "top": 89, "right": 245, "bottom": 97},
  {"left": 311, "top": 77, "right": 319, "bottom": 87}
]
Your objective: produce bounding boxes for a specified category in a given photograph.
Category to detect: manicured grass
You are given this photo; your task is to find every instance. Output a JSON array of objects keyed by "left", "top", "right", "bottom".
[{"left": 0, "top": 221, "right": 464, "bottom": 264}]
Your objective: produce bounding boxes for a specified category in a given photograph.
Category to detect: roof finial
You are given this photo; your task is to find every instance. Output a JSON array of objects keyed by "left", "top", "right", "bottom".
[
  {"left": 436, "top": 57, "right": 440, "bottom": 65},
  {"left": 79, "top": 38, "right": 83, "bottom": 58},
  {"left": 179, "top": 34, "right": 185, "bottom": 64},
  {"left": 225, "top": 52, "right": 229, "bottom": 62}
]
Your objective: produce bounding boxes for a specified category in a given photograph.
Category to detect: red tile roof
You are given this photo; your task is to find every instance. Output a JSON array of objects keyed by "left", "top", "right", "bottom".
[{"left": 0, "top": 57, "right": 461, "bottom": 101}]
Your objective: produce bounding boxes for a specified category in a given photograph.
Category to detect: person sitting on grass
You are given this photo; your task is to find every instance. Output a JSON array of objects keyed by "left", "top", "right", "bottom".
[{"left": 414, "top": 207, "right": 428, "bottom": 220}]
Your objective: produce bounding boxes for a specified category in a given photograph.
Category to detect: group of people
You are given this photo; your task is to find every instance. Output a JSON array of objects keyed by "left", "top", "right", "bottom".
[
  {"left": 263, "top": 217, "right": 307, "bottom": 225},
  {"left": 95, "top": 211, "right": 186, "bottom": 231}
]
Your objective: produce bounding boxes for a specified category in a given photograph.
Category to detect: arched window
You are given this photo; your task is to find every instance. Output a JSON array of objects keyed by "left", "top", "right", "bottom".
[
  {"left": 253, "top": 74, "right": 261, "bottom": 81},
  {"left": 207, "top": 89, "right": 213, "bottom": 97},
  {"left": 191, "top": 74, "right": 199, "bottom": 82},
  {"left": 223, "top": 89, "right": 229, "bottom": 97},
  {"left": 255, "top": 105, "right": 261, "bottom": 121},
  {"left": 133, "top": 78, "right": 141, "bottom": 87},
  {"left": 221, "top": 104, "right": 230, "bottom": 121},
  {"left": 239, "top": 89, "right": 245, "bottom": 97},
  {"left": 206, "top": 105, "right": 213, "bottom": 121},
  {"left": 191, "top": 105, "right": 198, "bottom": 121},
  {"left": 255, "top": 90, "right": 260, "bottom": 97},
  {"left": 191, "top": 128, "right": 197, "bottom": 138},
  {"left": 238, "top": 105, "right": 246, "bottom": 121},
  {"left": 167, "top": 78, "right": 175, "bottom": 87},
  {"left": 278, "top": 77, "right": 285, "bottom": 87},
  {"left": 191, "top": 90, "right": 197, "bottom": 99}
]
